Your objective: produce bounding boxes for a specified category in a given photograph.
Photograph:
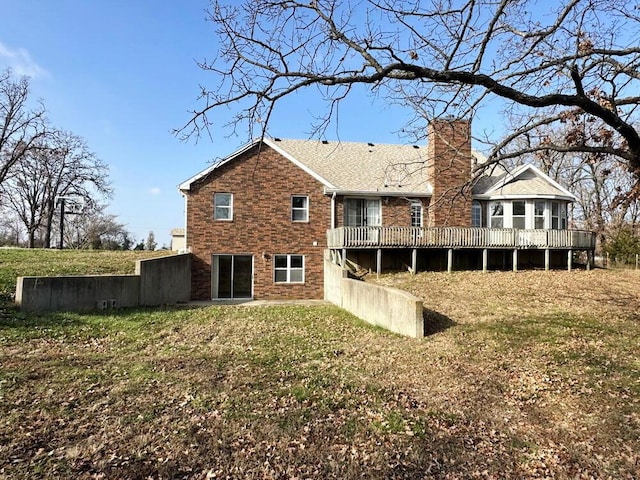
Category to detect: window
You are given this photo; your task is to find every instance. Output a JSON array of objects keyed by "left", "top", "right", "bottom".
[
  {"left": 551, "top": 201, "right": 559, "bottom": 229},
  {"left": 560, "top": 203, "right": 568, "bottom": 229},
  {"left": 214, "top": 193, "right": 233, "bottom": 220},
  {"left": 471, "top": 201, "right": 482, "bottom": 227},
  {"left": 291, "top": 195, "right": 309, "bottom": 222},
  {"left": 512, "top": 200, "right": 526, "bottom": 229},
  {"left": 344, "top": 198, "right": 381, "bottom": 226},
  {"left": 274, "top": 254, "right": 304, "bottom": 283},
  {"left": 490, "top": 202, "right": 504, "bottom": 228},
  {"left": 534, "top": 201, "right": 545, "bottom": 229},
  {"left": 410, "top": 201, "right": 423, "bottom": 228}
]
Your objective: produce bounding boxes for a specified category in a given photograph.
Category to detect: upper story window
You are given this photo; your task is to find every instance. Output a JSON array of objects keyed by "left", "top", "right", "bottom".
[
  {"left": 291, "top": 195, "right": 309, "bottom": 222},
  {"left": 274, "top": 254, "right": 304, "bottom": 283},
  {"left": 214, "top": 193, "right": 233, "bottom": 221},
  {"left": 489, "top": 202, "right": 504, "bottom": 228},
  {"left": 410, "top": 201, "right": 423, "bottom": 228},
  {"left": 471, "top": 201, "right": 482, "bottom": 227},
  {"left": 512, "top": 200, "right": 526, "bottom": 229}
]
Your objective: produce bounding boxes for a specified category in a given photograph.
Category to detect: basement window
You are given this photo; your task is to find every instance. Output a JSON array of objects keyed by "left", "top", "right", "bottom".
[{"left": 274, "top": 254, "right": 305, "bottom": 283}]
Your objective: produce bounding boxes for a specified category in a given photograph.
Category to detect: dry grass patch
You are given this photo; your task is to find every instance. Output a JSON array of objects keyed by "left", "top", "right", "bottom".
[{"left": 0, "top": 268, "right": 638, "bottom": 478}]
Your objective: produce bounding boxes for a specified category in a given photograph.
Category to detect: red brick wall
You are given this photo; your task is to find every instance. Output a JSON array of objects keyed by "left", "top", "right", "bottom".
[
  {"left": 185, "top": 143, "right": 330, "bottom": 300},
  {"left": 426, "top": 119, "right": 472, "bottom": 227}
]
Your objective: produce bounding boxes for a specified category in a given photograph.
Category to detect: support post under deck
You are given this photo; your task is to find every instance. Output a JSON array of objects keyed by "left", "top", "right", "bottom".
[
  {"left": 544, "top": 249, "right": 550, "bottom": 271},
  {"left": 513, "top": 249, "right": 518, "bottom": 272},
  {"left": 482, "top": 248, "right": 488, "bottom": 273},
  {"left": 567, "top": 250, "right": 573, "bottom": 272},
  {"left": 411, "top": 248, "right": 417, "bottom": 274},
  {"left": 447, "top": 248, "right": 453, "bottom": 273}
]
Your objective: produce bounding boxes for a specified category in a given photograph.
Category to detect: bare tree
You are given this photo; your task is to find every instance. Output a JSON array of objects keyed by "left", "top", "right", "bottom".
[
  {"left": 509, "top": 113, "right": 639, "bottom": 246},
  {"left": 0, "top": 69, "right": 46, "bottom": 186},
  {"left": 1, "top": 130, "right": 113, "bottom": 248},
  {"left": 63, "top": 205, "right": 132, "bottom": 250},
  {"left": 180, "top": 0, "right": 640, "bottom": 194}
]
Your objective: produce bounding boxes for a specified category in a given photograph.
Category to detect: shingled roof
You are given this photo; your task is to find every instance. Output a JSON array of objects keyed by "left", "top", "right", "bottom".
[
  {"left": 269, "top": 138, "right": 432, "bottom": 195},
  {"left": 473, "top": 164, "right": 575, "bottom": 200},
  {"left": 180, "top": 137, "right": 573, "bottom": 201}
]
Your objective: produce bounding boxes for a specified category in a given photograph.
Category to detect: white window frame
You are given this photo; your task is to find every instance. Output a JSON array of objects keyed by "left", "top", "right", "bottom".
[
  {"left": 291, "top": 195, "right": 309, "bottom": 222},
  {"left": 214, "top": 192, "right": 233, "bottom": 221},
  {"left": 273, "top": 254, "right": 305, "bottom": 284},
  {"left": 534, "top": 200, "right": 546, "bottom": 229},
  {"left": 410, "top": 201, "right": 423, "bottom": 228},
  {"left": 489, "top": 201, "right": 504, "bottom": 228},
  {"left": 512, "top": 200, "right": 526, "bottom": 229}
]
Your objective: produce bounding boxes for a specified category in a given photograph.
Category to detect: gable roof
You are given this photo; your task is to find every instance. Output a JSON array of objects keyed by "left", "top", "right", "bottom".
[{"left": 474, "top": 163, "right": 576, "bottom": 201}]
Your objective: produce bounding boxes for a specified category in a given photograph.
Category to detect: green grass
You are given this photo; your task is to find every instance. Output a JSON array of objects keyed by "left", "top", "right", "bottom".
[{"left": 1, "top": 250, "right": 639, "bottom": 478}]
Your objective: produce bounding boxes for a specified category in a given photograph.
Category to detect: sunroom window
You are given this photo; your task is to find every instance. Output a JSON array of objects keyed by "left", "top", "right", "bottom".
[
  {"left": 551, "top": 201, "right": 568, "bottom": 229},
  {"left": 490, "top": 202, "right": 504, "bottom": 228},
  {"left": 512, "top": 201, "right": 526, "bottom": 229},
  {"left": 534, "top": 201, "right": 545, "bottom": 229}
]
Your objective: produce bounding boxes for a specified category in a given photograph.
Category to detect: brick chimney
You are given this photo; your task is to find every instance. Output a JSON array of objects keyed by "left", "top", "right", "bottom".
[{"left": 426, "top": 118, "right": 472, "bottom": 227}]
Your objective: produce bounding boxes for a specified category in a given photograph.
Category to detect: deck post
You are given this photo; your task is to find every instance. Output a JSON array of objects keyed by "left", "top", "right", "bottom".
[
  {"left": 586, "top": 250, "right": 591, "bottom": 271},
  {"left": 567, "top": 250, "right": 573, "bottom": 271},
  {"left": 341, "top": 248, "right": 347, "bottom": 267},
  {"left": 544, "top": 249, "right": 550, "bottom": 271},
  {"left": 376, "top": 248, "right": 382, "bottom": 275},
  {"left": 512, "top": 249, "right": 518, "bottom": 272},
  {"left": 411, "top": 248, "right": 417, "bottom": 274},
  {"left": 482, "top": 249, "right": 488, "bottom": 273},
  {"left": 447, "top": 248, "right": 453, "bottom": 273}
]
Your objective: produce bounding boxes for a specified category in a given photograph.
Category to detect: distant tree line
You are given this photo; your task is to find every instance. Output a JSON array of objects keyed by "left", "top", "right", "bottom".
[{"left": 0, "top": 68, "right": 132, "bottom": 249}]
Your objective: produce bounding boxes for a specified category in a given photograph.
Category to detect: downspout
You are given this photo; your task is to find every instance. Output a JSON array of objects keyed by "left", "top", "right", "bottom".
[
  {"left": 182, "top": 192, "right": 190, "bottom": 252},
  {"left": 331, "top": 191, "right": 336, "bottom": 229}
]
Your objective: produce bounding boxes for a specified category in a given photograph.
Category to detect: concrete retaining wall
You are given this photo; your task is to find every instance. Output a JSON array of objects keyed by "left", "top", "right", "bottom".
[
  {"left": 137, "top": 253, "right": 191, "bottom": 306},
  {"left": 16, "top": 253, "right": 191, "bottom": 312},
  {"left": 324, "top": 256, "right": 424, "bottom": 338}
]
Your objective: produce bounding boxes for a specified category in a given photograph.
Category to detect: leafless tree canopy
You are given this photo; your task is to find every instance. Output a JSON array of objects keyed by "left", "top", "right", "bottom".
[
  {"left": 181, "top": 0, "right": 640, "bottom": 191},
  {"left": 0, "top": 69, "right": 46, "bottom": 186}
]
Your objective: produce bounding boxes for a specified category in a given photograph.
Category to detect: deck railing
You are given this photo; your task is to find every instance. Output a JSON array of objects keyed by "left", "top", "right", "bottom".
[{"left": 327, "top": 226, "right": 596, "bottom": 250}]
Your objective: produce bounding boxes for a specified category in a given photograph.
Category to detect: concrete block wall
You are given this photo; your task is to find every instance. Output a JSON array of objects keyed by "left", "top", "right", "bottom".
[
  {"left": 16, "top": 253, "right": 191, "bottom": 313},
  {"left": 324, "top": 256, "right": 424, "bottom": 338}
]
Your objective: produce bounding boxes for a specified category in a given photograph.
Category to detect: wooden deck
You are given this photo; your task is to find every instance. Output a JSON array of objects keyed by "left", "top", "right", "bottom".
[{"left": 327, "top": 226, "right": 596, "bottom": 250}]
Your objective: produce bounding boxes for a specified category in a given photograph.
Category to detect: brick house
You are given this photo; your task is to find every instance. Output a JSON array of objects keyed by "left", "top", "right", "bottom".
[{"left": 179, "top": 119, "right": 595, "bottom": 301}]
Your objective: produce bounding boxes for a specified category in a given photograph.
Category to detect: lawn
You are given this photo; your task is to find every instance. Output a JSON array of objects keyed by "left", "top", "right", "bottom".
[{"left": 1, "top": 250, "right": 639, "bottom": 479}]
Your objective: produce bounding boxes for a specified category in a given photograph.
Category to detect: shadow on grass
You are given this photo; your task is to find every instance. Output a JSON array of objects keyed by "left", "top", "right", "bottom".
[{"left": 423, "top": 308, "right": 457, "bottom": 336}]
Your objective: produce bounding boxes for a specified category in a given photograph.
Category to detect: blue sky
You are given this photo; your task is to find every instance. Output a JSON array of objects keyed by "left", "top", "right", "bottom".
[{"left": 0, "top": 1, "right": 497, "bottom": 246}]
